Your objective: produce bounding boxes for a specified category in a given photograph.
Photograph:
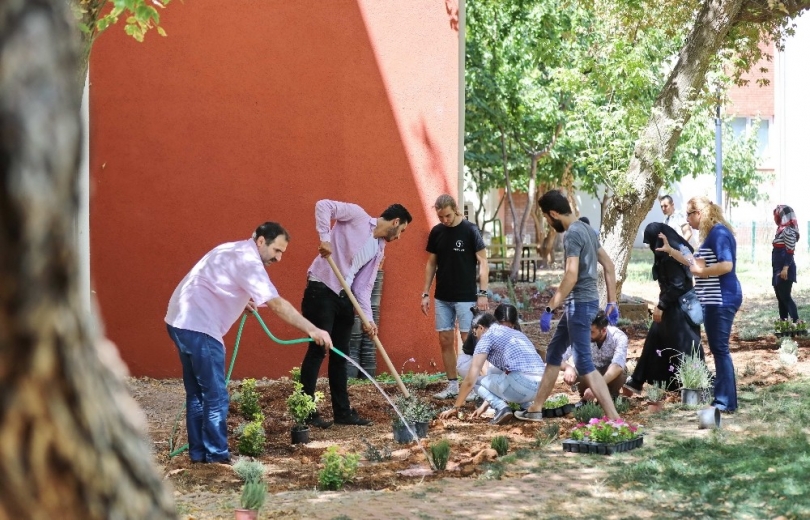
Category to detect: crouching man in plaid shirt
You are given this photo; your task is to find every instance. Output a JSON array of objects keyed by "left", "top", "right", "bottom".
[{"left": 562, "top": 311, "right": 628, "bottom": 402}]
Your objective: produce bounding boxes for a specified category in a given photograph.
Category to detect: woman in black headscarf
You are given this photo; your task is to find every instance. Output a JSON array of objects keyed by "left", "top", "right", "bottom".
[{"left": 623, "top": 222, "right": 705, "bottom": 393}]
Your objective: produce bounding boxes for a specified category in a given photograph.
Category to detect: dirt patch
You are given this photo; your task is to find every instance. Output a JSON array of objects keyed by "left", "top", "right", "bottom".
[{"left": 134, "top": 291, "right": 810, "bottom": 519}]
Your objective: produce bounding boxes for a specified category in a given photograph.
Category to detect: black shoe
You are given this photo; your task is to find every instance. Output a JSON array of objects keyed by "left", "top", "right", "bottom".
[
  {"left": 334, "top": 408, "right": 372, "bottom": 426},
  {"left": 306, "top": 412, "right": 333, "bottom": 429},
  {"left": 489, "top": 407, "right": 514, "bottom": 425}
]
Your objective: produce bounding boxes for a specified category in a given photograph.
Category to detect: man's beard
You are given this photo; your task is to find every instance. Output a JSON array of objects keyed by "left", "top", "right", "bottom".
[{"left": 549, "top": 216, "right": 565, "bottom": 233}]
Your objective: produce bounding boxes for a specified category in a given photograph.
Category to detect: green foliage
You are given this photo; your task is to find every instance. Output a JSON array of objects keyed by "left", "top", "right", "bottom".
[
  {"left": 570, "top": 417, "right": 641, "bottom": 443},
  {"left": 237, "top": 414, "right": 266, "bottom": 457},
  {"left": 72, "top": 0, "right": 170, "bottom": 46},
  {"left": 491, "top": 435, "right": 510, "bottom": 457},
  {"left": 395, "top": 394, "right": 436, "bottom": 423},
  {"left": 318, "top": 446, "right": 360, "bottom": 491},
  {"left": 286, "top": 381, "right": 323, "bottom": 426},
  {"left": 407, "top": 372, "right": 433, "bottom": 390},
  {"left": 645, "top": 381, "right": 668, "bottom": 403},
  {"left": 534, "top": 422, "right": 560, "bottom": 448},
  {"left": 239, "top": 479, "right": 266, "bottom": 511},
  {"left": 430, "top": 440, "right": 451, "bottom": 471},
  {"left": 361, "top": 439, "right": 392, "bottom": 463},
  {"left": 238, "top": 378, "right": 261, "bottom": 419},
  {"left": 232, "top": 457, "right": 265, "bottom": 483},
  {"left": 613, "top": 395, "right": 631, "bottom": 414},
  {"left": 543, "top": 393, "right": 570, "bottom": 409},
  {"left": 674, "top": 347, "right": 713, "bottom": 390},
  {"left": 573, "top": 401, "right": 603, "bottom": 424},
  {"left": 289, "top": 366, "right": 301, "bottom": 383}
]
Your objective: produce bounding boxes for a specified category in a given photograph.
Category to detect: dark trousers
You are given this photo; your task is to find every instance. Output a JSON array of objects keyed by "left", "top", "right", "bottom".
[
  {"left": 300, "top": 280, "right": 355, "bottom": 418},
  {"left": 704, "top": 305, "right": 738, "bottom": 412},
  {"left": 774, "top": 280, "right": 799, "bottom": 322}
]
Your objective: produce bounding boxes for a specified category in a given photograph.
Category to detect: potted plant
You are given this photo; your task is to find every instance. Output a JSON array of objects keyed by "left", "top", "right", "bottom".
[
  {"left": 286, "top": 381, "right": 323, "bottom": 444},
  {"left": 392, "top": 416, "right": 417, "bottom": 444},
  {"left": 394, "top": 394, "right": 435, "bottom": 438},
  {"left": 542, "top": 393, "right": 574, "bottom": 417},
  {"left": 795, "top": 320, "right": 807, "bottom": 336},
  {"left": 235, "top": 478, "right": 266, "bottom": 520},
  {"left": 674, "top": 347, "right": 713, "bottom": 405},
  {"left": 644, "top": 381, "right": 667, "bottom": 413}
]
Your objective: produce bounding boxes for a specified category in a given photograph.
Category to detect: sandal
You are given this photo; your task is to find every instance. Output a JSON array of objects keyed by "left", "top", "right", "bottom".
[{"left": 514, "top": 410, "right": 544, "bottom": 422}]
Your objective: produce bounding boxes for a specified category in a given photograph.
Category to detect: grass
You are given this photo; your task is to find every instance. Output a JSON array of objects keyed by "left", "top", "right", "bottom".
[{"left": 606, "top": 378, "right": 810, "bottom": 519}]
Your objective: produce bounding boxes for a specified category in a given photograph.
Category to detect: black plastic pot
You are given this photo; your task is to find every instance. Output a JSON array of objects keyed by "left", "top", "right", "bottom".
[
  {"left": 414, "top": 421, "right": 429, "bottom": 438},
  {"left": 562, "top": 437, "right": 643, "bottom": 455},
  {"left": 542, "top": 403, "right": 574, "bottom": 418},
  {"left": 291, "top": 426, "right": 310, "bottom": 445},
  {"left": 393, "top": 422, "right": 417, "bottom": 444}
]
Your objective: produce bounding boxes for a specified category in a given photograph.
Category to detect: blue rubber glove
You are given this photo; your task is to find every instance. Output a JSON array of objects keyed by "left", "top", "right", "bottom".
[
  {"left": 606, "top": 302, "right": 620, "bottom": 325},
  {"left": 540, "top": 309, "right": 553, "bottom": 332}
]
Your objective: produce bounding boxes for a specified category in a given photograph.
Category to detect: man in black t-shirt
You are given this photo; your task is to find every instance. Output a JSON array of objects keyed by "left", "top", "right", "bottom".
[{"left": 420, "top": 194, "right": 489, "bottom": 399}]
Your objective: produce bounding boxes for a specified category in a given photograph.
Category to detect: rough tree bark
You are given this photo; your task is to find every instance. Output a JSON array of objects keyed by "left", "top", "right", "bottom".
[
  {"left": 600, "top": 0, "right": 748, "bottom": 298},
  {"left": 602, "top": 0, "right": 810, "bottom": 301},
  {"left": 0, "top": 1, "right": 175, "bottom": 518}
]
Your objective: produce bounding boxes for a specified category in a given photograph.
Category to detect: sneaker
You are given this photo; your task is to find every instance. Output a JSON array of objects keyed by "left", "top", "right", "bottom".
[
  {"left": 465, "top": 390, "right": 479, "bottom": 402},
  {"left": 433, "top": 384, "right": 459, "bottom": 400},
  {"left": 334, "top": 408, "right": 372, "bottom": 426},
  {"left": 489, "top": 407, "right": 514, "bottom": 425},
  {"left": 306, "top": 412, "right": 333, "bottom": 429}
]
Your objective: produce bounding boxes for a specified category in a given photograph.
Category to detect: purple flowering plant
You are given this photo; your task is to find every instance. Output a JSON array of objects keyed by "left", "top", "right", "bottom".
[{"left": 569, "top": 416, "right": 642, "bottom": 443}]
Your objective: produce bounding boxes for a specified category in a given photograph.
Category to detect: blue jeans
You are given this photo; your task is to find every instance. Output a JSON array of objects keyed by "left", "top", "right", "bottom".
[
  {"left": 166, "top": 324, "right": 230, "bottom": 463},
  {"left": 546, "top": 300, "right": 599, "bottom": 375},
  {"left": 434, "top": 299, "right": 476, "bottom": 331},
  {"left": 477, "top": 371, "right": 542, "bottom": 411},
  {"left": 703, "top": 306, "right": 738, "bottom": 412}
]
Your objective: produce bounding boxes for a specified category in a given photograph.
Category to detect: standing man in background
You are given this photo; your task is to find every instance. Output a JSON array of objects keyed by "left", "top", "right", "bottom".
[
  {"left": 660, "top": 194, "right": 693, "bottom": 244},
  {"left": 300, "top": 200, "right": 412, "bottom": 428},
  {"left": 421, "top": 194, "right": 489, "bottom": 399}
]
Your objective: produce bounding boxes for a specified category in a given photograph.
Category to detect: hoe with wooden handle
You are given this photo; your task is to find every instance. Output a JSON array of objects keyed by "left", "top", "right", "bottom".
[{"left": 326, "top": 256, "right": 410, "bottom": 397}]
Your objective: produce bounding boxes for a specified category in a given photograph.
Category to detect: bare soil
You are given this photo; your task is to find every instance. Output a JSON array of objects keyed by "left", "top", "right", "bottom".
[{"left": 132, "top": 285, "right": 810, "bottom": 519}]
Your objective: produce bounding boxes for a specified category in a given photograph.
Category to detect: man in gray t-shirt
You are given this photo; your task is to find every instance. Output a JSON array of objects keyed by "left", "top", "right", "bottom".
[{"left": 515, "top": 190, "right": 622, "bottom": 423}]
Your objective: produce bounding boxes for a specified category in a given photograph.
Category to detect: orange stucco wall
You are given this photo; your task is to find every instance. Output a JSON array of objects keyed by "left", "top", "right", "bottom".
[{"left": 90, "top": 1, "right": 459, "bottom": 378}]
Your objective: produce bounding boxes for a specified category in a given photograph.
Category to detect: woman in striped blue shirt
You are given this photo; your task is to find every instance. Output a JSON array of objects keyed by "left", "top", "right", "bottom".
[
  {"left": 772, "top": 205, "right": 800, "bottom": 323},
  {"left": 663, "top": 196, "right": 741, "bottom": 413}
]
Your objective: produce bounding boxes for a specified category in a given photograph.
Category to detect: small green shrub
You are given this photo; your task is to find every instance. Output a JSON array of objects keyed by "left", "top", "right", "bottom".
[
  {"left": 239, "top": 378, "right": 261, "bottom": 418},
  {"left": 237, "top": 413, "right": 266, "bottom": 457},
  {"left": 286, "top": 381, "right": 323, "bottom": 427},
  {"left": 318, "top": 446, "right": 360, "bottom": 490},
  {"left": 408, "top": 372, "right": 432, "bottom": 390},
  {"left": 573, "top": 401, "right": 603, "bottom": 423},
  {"left": 232, "top": 457, "right": 265, "bottom": 483},
  {"left": 534, "top": 422, "right": 559, "bottom": 447},
  {"left": 430, "top": 440, "right": 451, "bottom": 471},
  {"left": 544, "top": 393, "right": 570, "bottom": 409},
  {"left": 645, "top": 381, "right": 667, "bottom": 403},
  {"left": 613, "top": 395, "right": 630, "bottom": 414},
  {"left": 240, "top": 479, "right": 266, "bottom": 511},
  {"left": 361, "top": 439, "right": 392, "bottom": 462},
  {"left": 395, "top": 394, "right": 436, "bottom": 423},
  {"left": 289, "top": 366, "right": 301, "bottom": 383},
  {"left": 675, "top": 346, "right": 713, "bottom": 389},
  {"left": 491, "top": 435, "right": 509, "bottom": 456}
]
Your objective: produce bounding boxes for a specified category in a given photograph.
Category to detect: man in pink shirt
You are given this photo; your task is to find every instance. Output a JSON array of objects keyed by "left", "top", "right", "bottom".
[
  {"left": 301, "top": 200, "right": 412, "bottom": 428},
  {"left": 166, "top": 222, "right": 332, "bottom": 463}
]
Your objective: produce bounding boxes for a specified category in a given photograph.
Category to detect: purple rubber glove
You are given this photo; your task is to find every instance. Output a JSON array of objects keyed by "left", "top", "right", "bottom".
[
  {"left": 606, "top": 302, "right": 620, "bottom": 325},
  {"left": 540, "top": 308, "right": 553, "bottom": 332}
]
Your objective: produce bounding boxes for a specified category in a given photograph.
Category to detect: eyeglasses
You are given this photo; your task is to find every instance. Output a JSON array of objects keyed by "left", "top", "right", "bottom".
[{"left": 687, "top": 210, "right": 699, "bottom": 216}]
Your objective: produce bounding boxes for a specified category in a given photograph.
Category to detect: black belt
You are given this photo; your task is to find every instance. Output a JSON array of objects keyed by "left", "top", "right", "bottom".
[{"left": 307, "top": 279, "right": 347, "bottom": 297}]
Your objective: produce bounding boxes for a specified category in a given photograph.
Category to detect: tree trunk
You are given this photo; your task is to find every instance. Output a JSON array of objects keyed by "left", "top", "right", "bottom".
[
  {"left": 0, "top": 1, "right": 175, "bottom": 518},
  {"left": 600, "top": 0, "right": 746, "bottom": 298}
]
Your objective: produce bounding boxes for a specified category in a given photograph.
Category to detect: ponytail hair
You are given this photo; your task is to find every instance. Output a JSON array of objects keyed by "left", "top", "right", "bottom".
[{"left": 494, "top": 303, "right": 521, "bottom": 331}]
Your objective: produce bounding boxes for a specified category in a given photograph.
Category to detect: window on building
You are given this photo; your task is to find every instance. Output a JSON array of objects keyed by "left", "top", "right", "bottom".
[{"left": 729, "top": 116, "right": 771, "bottom": 166}]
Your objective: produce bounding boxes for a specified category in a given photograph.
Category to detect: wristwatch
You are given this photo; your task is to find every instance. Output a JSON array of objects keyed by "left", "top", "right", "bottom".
[
  {"left": 546, "top": 306, "right": 553, "bottom": 314},
  {"left": 477, "top": 290, "right": 488, "bottom": 298}
]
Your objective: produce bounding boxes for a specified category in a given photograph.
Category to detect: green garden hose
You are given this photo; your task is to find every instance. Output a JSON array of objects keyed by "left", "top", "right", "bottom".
[{"left": 168, "top": 309, "right": 312, "bottom": 457}]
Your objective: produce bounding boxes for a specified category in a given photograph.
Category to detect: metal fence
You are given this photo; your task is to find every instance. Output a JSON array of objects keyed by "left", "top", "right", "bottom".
[{"left": 732, "top": 221, "right": 810, "bottom": 265}]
